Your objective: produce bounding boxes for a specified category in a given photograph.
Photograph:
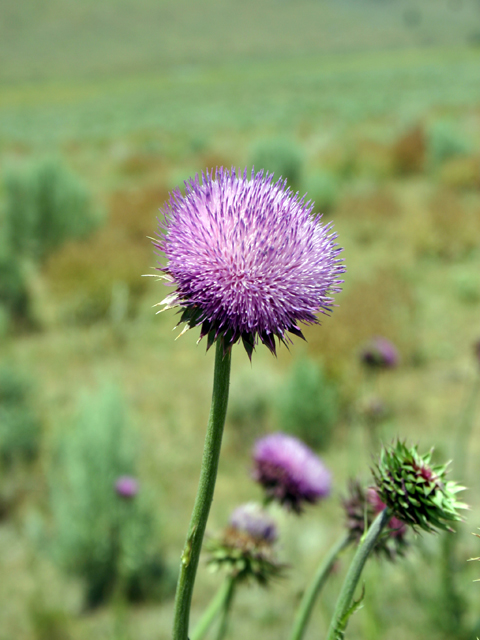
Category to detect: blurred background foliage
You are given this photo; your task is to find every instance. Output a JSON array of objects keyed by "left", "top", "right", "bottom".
[{"left": 1, "top": 0, "right": 480, "bottom": 638}]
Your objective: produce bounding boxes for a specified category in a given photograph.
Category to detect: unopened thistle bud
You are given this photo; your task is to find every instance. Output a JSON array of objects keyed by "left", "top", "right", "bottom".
[
  {"left": 373, "top": 441, "right": 467, "bottom": 533},
  {"left": 207, "top": 503, "right": 284, "bottom": 585}
]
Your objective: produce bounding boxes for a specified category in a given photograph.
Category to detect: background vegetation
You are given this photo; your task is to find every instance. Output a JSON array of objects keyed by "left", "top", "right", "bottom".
[{"left": 1, "top": 1, "right": 480, "bottom": 638}]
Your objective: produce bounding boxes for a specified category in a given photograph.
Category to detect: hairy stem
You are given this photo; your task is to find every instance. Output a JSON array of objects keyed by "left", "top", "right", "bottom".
[
  {"left": 289, "top": 534, "right": 351, "bottom": 640},
  {"left": 172, "top": 343, "right": 232, "bottom": 640},
  {"left": 214, "top": 576, "right": 236, "bottom": 640},
  {"left": 190, "top": 578, "right": 234, "bottom": 640},
  {"left": 325, "top": 509, "right": 390, "bottom": 640}
]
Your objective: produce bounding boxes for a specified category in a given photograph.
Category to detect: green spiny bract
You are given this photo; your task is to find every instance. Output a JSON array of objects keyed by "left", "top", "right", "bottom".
[
  {"left": 206, "top": 527, "right": 285, "bottom": 586},
  {"left": 373, "top": 441, "right": 467, "bottom": 534}
]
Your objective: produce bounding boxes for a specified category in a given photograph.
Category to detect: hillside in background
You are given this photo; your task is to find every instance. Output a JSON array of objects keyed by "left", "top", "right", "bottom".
[{"left": 1, "top": 0, "right": 480, "bottom": 84}]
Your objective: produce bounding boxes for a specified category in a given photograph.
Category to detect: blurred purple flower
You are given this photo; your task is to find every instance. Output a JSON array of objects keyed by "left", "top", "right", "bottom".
[
  {"left": 153, "top": 168, "right": 345, "bottom": 357},
  {"left": 366, "top": 488, "right": 407, "bottom": 538},
  {"left": 343, "top": 480, "right": 407, "bottom": 559},
  {"left": 208, "top": 503, "right": 284, "bottom": 584},
  {"left": 252, "top": 432, "right": 331, "bottom": 513},
  {"left": 229, "top": 502, "right": 277, "bottom": 543},
  {"left": 474, "top": 339, "right": 480, "bottom": 366},
  {"left": 360, "top": 337, "right": 399, "bottom": 369},
  {"left": 114, "top": 475, "right": 139, "bottom": 499}
]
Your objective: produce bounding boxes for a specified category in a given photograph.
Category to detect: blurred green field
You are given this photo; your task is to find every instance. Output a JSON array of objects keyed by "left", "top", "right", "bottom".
[{"left": 1, "top": 1, "right": 480, "bottom": 639}]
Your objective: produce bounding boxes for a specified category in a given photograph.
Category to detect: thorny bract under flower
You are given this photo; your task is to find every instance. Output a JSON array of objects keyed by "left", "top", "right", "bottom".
[
  {"left": 152, "top": 168, "right": 345, "bottom": 357},
  {"left": 207, "top": 502, "right": 284, "bottom": 585}
]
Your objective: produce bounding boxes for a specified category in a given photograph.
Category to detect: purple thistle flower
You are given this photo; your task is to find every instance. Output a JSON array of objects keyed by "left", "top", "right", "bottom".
[
  {"left": 153, "top": 168, "right": 345, "bottom": 357},
  {"left": 474, "top": 339, "right": 480, "bottom": 367},
  {"left": 360, "top": 337, "right": 399, "bottom": 370},
  {"left": 229, "top": 502, "right": 278, "bottom": 543},
  {"left": 114, "top": 475, "right": 139, "bottom": 499},
  {"left": 252, "top": 432, "right": 331, "bottom": 513},
  {"left": 342, "top": 481, "right": 407, "bottom": 559},
  {"left": 366, "top": 488, "right": 407, "bottom": 539}
]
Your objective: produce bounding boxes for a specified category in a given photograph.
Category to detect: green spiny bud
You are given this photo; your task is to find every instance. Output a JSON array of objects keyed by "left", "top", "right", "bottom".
[{"left": 372, "top": 441, "right": 468, "bottom": 533}]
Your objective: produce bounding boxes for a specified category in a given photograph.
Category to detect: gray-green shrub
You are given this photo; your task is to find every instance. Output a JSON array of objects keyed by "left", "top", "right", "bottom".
[
  {"left": 277, "top": 357, "right": 339, "bottom": 450},
  {"left": 250, "top": 138, "right": 304, "bottom": 190},
  {"left": 2, "top": 157, "right": 101, "bottom": 262},
  {"left": 0, "top": 252, "right": 31, "bottom": 325},
  {"left": 228, "top": 367, "right": 277, "bottom": 435},
  {"left": 427, "top": 121, "right": 470, "bottom": 167},
  {"left": 303, "top": 170, "right": 340, "bottom": 214},
  {"left": 0, "top": 365, "right": 42, "bottom": 466},
  {"left": 49, "top": 385, "right": 170, "bottom": 608}
]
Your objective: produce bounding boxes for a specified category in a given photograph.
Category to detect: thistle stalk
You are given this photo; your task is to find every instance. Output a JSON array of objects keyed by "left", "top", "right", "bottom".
[
  {"left": 191, "top": 578, "right": 234, "bottom": 640},
  {"left": 325, "top": 509, "right": 390, "bottom": 640},
  {"left": 172, "top": 342, "right": 232, "bottom": 640},
  {"left": 289, "top": 534, "right": 351, "bottom": 640},
  {"left": 214, "top": 576, "right": 236, "bottom": 640}
]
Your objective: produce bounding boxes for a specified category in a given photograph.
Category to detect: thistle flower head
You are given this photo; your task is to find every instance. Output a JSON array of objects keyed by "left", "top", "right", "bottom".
[
  {"left": 153, "top": 168, "right": 345, "bottom": 357},
  {"left": 114, "top": 475, "right": 139, "bottom": 499},
  {"left": 343, "top": 480, "right": 407, "bottom": 559},
  {"left": 207, "top": 503, "right": 284, "bottom": 585},
  {"left": 229, "top": 502, "right": 277, "bottom": 543},
  {"left": 474, "top": 339, "right": 480, "bottom": 367},
  {"left": 360, "top": 337, "right": 399, "bottom": 370},
  {"left": 373, "top": 441, "right": 467, "bottom": 533},
  {"left": 252, "top": 432, "right": 331, "bottom": 513}
]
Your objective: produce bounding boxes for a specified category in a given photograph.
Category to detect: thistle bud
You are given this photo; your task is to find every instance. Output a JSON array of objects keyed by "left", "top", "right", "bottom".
[
  {"left": 373, "top": 441, "right": 467, "bottom": 533},
  {"left": 207, "top": 503, "right": 285, "bottom": 585}
]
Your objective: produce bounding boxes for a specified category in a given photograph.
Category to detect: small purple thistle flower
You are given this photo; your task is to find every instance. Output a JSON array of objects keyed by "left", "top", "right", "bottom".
[
  {"left": 252, "top": 432, "right": 331, "bottom": 513},
  {"left": 360, "top": 337, "right": 399, "bottom": 370},
  {"left": 229, "top": 503, "right": 278, "bottom": 543},
  {"left": 474, "top": 339, "right": 480, "bottom": 367},
  {"left": 114, "top": 475, "right": 139, "bottom": 499},
  {"left": 153, "top": 168, "right": 345, "bottom": 357}
]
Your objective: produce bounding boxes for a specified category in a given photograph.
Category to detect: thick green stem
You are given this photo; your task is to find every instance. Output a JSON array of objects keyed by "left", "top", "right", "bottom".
[
  {"left": 289, "top": 534, "right": 351, "bottom": 640},
  {"left": 172, "top": 343, "right": 232, "bottom": 640},
  {"left": 325, "top": 509, "right": 390, "bottom": 640},
  {"left": 190, "top": 579, "right": 233, "bottom": 640},
  {"left": 214, "top": 576, "right": 236, "bottom": 640}
]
